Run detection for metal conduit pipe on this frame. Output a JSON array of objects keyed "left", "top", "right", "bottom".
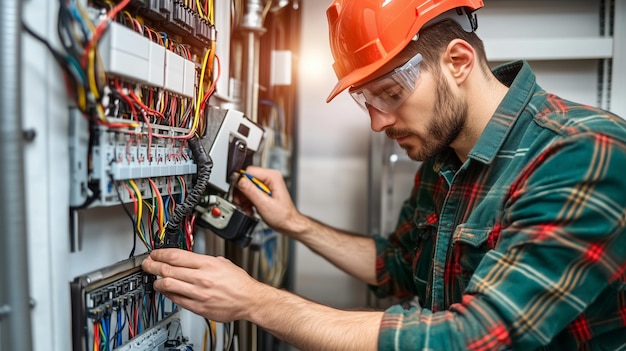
[
  {"left": 0, "top": 0, "right": 34, "bottom": 349},
  {"left": 234, "top": 2, "right": 268, "bottom": 349},
  {"left": 240, "top": 0, "right": 268, "bottom": 122}
]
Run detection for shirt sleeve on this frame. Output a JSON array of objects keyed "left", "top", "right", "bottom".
[{"left": 377, "top": 133, "right": 626, "bottom": 350}]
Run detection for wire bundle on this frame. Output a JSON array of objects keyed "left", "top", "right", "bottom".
[{"left": 89, "top": 290, "right": 173, "bottom": 351}]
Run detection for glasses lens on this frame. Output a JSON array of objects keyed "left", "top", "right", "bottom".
[{"left": 349, "top": 53, "right": 422, "bottom": 114}]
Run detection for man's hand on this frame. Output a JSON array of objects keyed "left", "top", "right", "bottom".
[
  {"left": 141, "top": 249, "right": 261, "bottom": 322},
  {"left": 235, "top": 166, "right": 306, "bottom": 236}
]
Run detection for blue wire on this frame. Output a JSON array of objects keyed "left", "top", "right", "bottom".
[
  {"left": 137, "top": 311, "right": 142, "bottom": 334},
  {"left": 160, "top": 294, "right": 165, "bottom": 320},
  {"left": 117, "top": 310, "right": 123, "bottom": 347},
  {"left": 68, "top": 0, "right": 91, "bottom": 42},
  {"left": 102, "top": 317, "right": 110, "bottom": 351},
  {"left": 164, "top": 196, "right": 171, "bottom": 222}
]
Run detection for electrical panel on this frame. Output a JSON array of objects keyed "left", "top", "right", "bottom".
[
  {"left": 70, "top": 254, "right": 188, "bottom": 351},
  {"left": 13, "top": 0, "right": 301, "bottom": 349}
]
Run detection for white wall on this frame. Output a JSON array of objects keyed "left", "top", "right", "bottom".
[{"left": 293, "top": 1, "right": 372, "bottom": 309}]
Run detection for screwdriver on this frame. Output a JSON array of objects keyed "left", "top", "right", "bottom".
[{"left": 239, "top": 170, "right": 272, "bottom": 196}]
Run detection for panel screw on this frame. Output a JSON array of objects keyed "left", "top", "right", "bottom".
[{"left": 23, "top": 129, "right": 36, "bottom": 141}]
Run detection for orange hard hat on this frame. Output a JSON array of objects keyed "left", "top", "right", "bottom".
[{"left": 326, "top": 0, "right": 484, "bottom": 102}]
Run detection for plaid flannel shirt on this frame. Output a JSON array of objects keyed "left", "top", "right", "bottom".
[{"left": 372, "top": 61, "right": 626, "bottom": 350}]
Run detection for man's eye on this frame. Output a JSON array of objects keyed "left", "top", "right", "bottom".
[{"left": 378, "top": 87, "right": 403, "bottom": 101}]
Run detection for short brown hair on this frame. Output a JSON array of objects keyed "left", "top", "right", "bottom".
[{"left": 401, "top": 18, "right": 489, "bottom": 74}]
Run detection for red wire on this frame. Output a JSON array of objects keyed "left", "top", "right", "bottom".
[
  {"left": 134, "top": 304, "right": 139, "bottom": 335},
  {"left": 127, "top": 303, "right": 135, "bottom": 338},
  {"left": 200, "top": 54, "right": 221, "bottom": 111},
  {"left": 93, "top": 321, "right": 100, "bottom": 351},
  {"left": 113, "top": 79, "right": 139, "bottom": 123}
]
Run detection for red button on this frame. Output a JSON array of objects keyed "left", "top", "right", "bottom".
[{"left": 211, "top": 207, "right": 221, "bottom": 217}]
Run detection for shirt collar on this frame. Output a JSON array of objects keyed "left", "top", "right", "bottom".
[{"left": 467, "top": 60, "right": 537, "bottom": 164}]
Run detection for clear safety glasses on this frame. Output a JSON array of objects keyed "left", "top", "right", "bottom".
[{"left": 349, "top": 53, "right": 423, "bottom": 114}]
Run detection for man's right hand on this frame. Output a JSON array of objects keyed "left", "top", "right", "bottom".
[{"left": 235, "top": 166, "right": 305, "bottom": 237}]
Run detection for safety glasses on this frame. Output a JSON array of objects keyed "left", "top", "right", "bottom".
[{"left": 349, "top": 53, "right": 423, "bottom": 114}]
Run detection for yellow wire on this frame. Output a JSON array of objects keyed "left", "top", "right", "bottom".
[
  {"left": 128, "top": 180, "right": 148, "bottom": 248},
  {"left": 196, "top": 0, "right": 206, "bottom": 20},
  {"left": 96, "top": 104, "right": 110, "bottom": 123},
  {"left": 211, "top": 320, "right": 217, "bottom": 344},
  {"left": 87, "top": 49, "right": 100, "bottom": 100},
  {"left": 77, "top": 84, "right": 86, "bottom": 111},
  {"left": 159, "top": 91, "right": 166, "bottom": 114},
  {"left": 144, "top": 198, "right": 157, "bottom": 243},
  {"left": 76, "top": 1, "right": 96, "bottom": 33},
  {"left": 148, "top": 179, "right": 165, "bottom": 235},
  {"left": 143, "top": 199, "right": 155, "bottom": 221},
  {"left": 190, "top": 46, "right": 212, "bottom": 138},
  {"left": 203, "top": 328, "right": 208, "bottom": 351},
  {"left": 95, "top": 50, "right": 106, "bottom": 97}
]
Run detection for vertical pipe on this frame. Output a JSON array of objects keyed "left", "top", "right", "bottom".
[
  {"left": 243, "top": 31, "right": 262, "bottom": 122},
  {"left": 237, "top": 1, "right": 267, "bottom": 349},
  {"left": 240, "top": 0, "right": 267, "bottom": 122},
  {"left": 0, "top": 0, "right": 34, "bottom": 349}
]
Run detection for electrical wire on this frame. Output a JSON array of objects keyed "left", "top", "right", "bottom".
[
  {"left": 224, "top": 321, "right": 235, "bottom": 351},
  {"left": 111, "top": 175, "right": 139, "bottom": 258},
  {"left": 147, "top": 178, "right": 166, "bottom": 245},
  {"left": 158, "top": 138, "right": 212, "bottom": 247}
]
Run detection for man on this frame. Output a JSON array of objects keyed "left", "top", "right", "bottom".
[{"left": 142, "top": 0, "right": 626, "bottom": 349}]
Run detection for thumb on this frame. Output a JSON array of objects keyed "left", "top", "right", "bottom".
[{"left": 236, "top": 175, "right": 268, "bottom": 205}]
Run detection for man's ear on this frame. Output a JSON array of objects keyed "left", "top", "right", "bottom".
[{"left": 441, "top": 39, "right": 475, "bottom": 86}]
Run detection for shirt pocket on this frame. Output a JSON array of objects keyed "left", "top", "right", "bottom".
[{"left": 450, "top": 224, "right": 493, "bottom": 293}]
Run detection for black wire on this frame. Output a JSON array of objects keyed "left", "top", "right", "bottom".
[
  {"left": 109, "top": 308, "right": 126, "bottom": 348},
  {"left": 57, "top": 0, "right": 83, "bottom": 58},
  {"left": 159, "top": 137, "right": 212, "bottom": 248},
  {"left": 111, "top": 174, "right": 138, "bottom": 258},
  {"left": 23, "top": 24, "right": 64, "bottom": 61},
  {"left": 23, "top": 22, "right": 79, "bottom": 88}
]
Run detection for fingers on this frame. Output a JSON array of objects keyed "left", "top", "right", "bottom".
[
  {"left": 240, "top": 166, "right": 285, "bottom": 192},
  {"left": 237, "top": 167, "right": 287, "bottom": 203},
  {"left": 146, "top": 248, "right": 204, "bottom": 269},
  {"left": 236, "top": 176, "right": 274, "bottom": 205},
  {"left": 142, "top": 255, "right": 202, "bottom": 285},
  {"left": 153, "top": 275, "right": 201, "bottom": 300}
]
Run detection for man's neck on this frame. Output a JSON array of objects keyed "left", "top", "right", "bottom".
[{"left": 452, "top": 73, "right": 510, "bottom": 163}]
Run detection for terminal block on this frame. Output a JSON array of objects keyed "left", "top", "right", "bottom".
[{"left": 71, "top": 254, "right": 179, "bottom": 351}]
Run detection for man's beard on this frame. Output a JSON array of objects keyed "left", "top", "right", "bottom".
[{"left": 387, "top": 74, "right": 467, "bottom": 161}]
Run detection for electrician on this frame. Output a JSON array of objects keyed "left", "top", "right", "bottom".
[{"left": 142, "top": 0, "right": 626, "bottom": 349}]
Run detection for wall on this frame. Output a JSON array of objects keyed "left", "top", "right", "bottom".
[{"left": 293, "top": 1, "right": 371, "bottom": 309}]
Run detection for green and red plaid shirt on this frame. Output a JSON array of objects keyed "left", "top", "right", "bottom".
[{"left": 372, "top": 61, "right": 626, "bottom": 350}]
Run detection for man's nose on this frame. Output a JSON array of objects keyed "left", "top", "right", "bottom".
[{"left": 368, "top": 105, "right": 396, "bottom": 132}]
